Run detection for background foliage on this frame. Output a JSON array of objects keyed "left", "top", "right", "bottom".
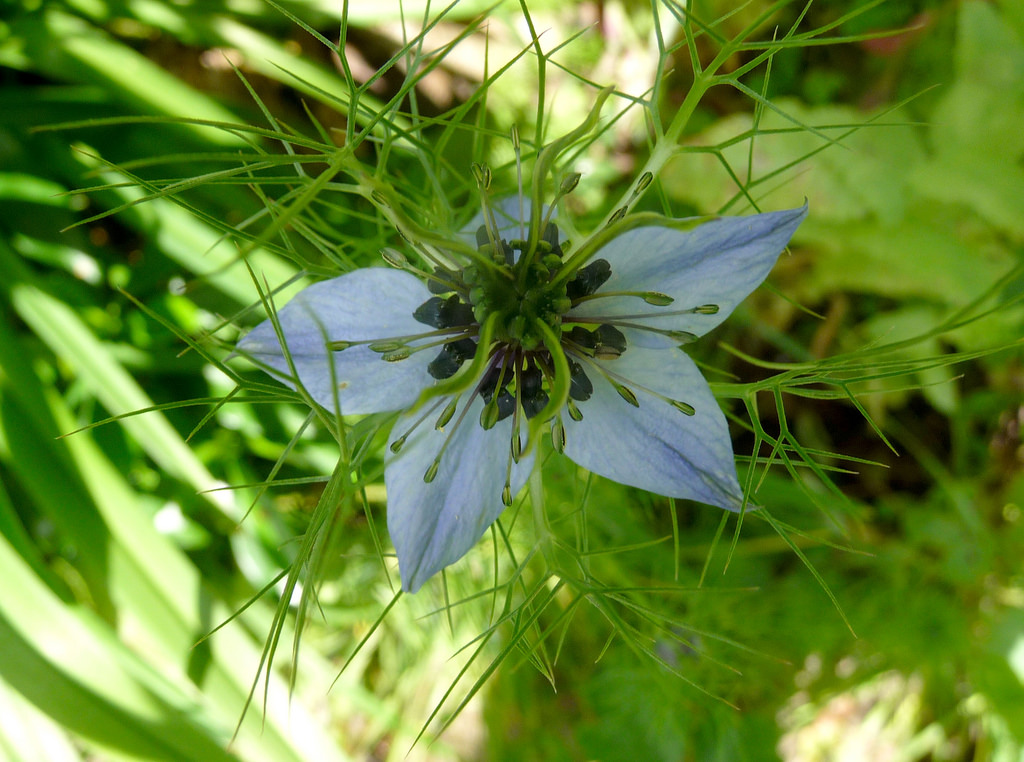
[{"left": 1, "top": 0, "right": 1022, "bottom": 760}]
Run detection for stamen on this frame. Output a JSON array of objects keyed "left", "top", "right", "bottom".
[
  {"left": 510, "top": 422, "right": 523, "bottom": 462},
  {"left": 368, "top": 340, "right": 406, "bottom": 353},
  {"left": 480, "top": 401, "right": 500, "bottom": 430},
  {"left": 584, "top": 303, "right": 722, "bottom": 322},
  {"left": 566, "top": 318, "right": 698, "bottom": 345},
  {"left": 376, "top": 333, "right": 476, "bottom": 364},
  {"left": 394, "top": 229, "right": 455, "bottom": 273},
  {"left": 510, "top": 352, "right": 524, "bottom": 463},
  {"left": 614, "top": 383, "right": 639, "bottom": 407},
  {"left": 435, "top": 396, "right": 459, "bottom": 429},
  {"left": 573, "top": 351, "right": 697, "bottom": 417},
  {"left": 632, "top": 171, "right": 653, "bottom": 198},
  {"left": 479, "top": 359, "right": 515, "bottom": 427},
  {"left": 420, "top": 383, "right": 485, "bottom": 482},
  {"left": 570, "top": 289, "right": 675, "bottom": 307},
  {"left": 502, "top": 427, "right": 516, "bottom": 506},
  {"left": 471, "top": 161, "right": 492, "bottom": 190},
  {"left": 390, "top": 398, "right": 447, "bottom": 453},
  {"left": 550, "top": 416, "right": 566, "bottom": 453},
  {"left": 380, "top": 247, "right": 408, "bottom": 268},
  {"left": 560, "top": 172, "right": 582, "bottom": 195},
  {"left": 471, "top": 162, "right": 505, "bottom": 262},
  {"left": 645, "top": 293, "right": 674, "bottom": 306},
  {"left": 538, "top": 172, "right": 581, "bottom": 234},
  {"left": 606, "top": 206, "right": 627, "bottom": 225},
  {"left": 517, "top": 170, "right": 580, "bottom": 286},
  {"left": 591, "top": 341, "right": 623, "bottom": 362},
  {"left": 327, "top": 325, "right": 469, "bottom": 354},
  {"left": 669, "top": 400, "right": 696, "bottom": 416}
]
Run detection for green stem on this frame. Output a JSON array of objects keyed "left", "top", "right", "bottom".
[
  {"left": 519, "top": 86, "right": 615, "bottom": 287},
  {"left": 529, "top": 466, "right": 556, "bottom": 570},
  {"left": 597, "top": 73, "right": 714, "bottom": 228}
]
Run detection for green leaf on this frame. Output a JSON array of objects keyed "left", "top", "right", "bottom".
[
  {"left": 10, "top": 9, "right": 245, "bottom": 146},
  {"left": 0, "top": 532, "right": 239, "bottom": 762}
]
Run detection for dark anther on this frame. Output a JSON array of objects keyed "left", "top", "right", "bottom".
[
  {"left": 568, "top": 360, "right": 593, "bottom": 401},
  {"left": 520, "top": 364, "right": 542, "bottom": 397},
  {"left": 542, "top": 222, "right": 563, "bottom": 257},
  {"left": 475, "top": 225, "right": 489, "bottom": 248},
  {"left": 497, "top": 238, "right": 514, "bottom": 266},
  {"left": 594, "top": 324, "right": 627, "bottom": 355},
  {"left": 566, "top": 258, "right": 612, "bottom": 301},
  {"left": 448, "top": 337, "right": 478, "bottom": 361},
  {"left": 427, "top": 338, "right": 477, "bottom": 380},
  {"left": 478, "top": 365, "right": 517, "bottom": 422},
  {"left": 441, "top": 295, "right": 475, "bottom": 326},
  {"left": 413, "top": 296, "right": 445, "bottom": 328},
  {"left": 495, "top": 390, "right": 516, "bottom": 421},
  {"left": 414, "top": 295, "right": 475, "bottom": 328},
  {"left": 479, "top": 363, "right": 509, "bottom": 402},
  {"left": 520, "top": 364, "right": 549, "bottom": 419},
  {"left": 428, "top": 266, "right": 459, "bottom": 294},
  {"left": 565, "top": 325, "right": 597, "bottom": 350},
  {"left": 510, "top": 365, "right": 545, "bottom": 419},
  {"left": 428, "top": 349, "right": 461, "bottom": 379}
]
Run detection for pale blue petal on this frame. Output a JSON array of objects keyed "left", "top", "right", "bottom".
[
  {"left": 236, "top": 268, "right": 438, "bottom": 414},
  {"left": 568, "top": 206, "right": 807, "bottom": 347},
  {"left": 385, "top": 394, "right": 535, "bottom": 592},
  {"left": 562, "top": 345, "right": 745, "bottom": 510}
]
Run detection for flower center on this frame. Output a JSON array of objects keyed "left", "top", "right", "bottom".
[
  {"left": 407, "top": 218, "right": 615, "bottom": 438},
  {"left": 466, "top": 222, "right": 572, "bottom": 352}
]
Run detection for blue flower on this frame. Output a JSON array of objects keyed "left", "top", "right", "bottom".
[{"left": 237, "top": 197, "right": 807, "bottom": 592}]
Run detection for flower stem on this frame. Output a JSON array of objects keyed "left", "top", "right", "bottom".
[
  {"left": 529, "top": 466, "right": 556, "bottom": 570},
  {"left": 597, "top": 71, "right": 715, "bottom": 228}
]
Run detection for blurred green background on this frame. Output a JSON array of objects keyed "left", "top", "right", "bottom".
[{"left": 1, "top": 0, "right": 1023, "bottom": 760}]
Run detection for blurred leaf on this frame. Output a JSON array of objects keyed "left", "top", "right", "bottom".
[
  {"left": 0, "top": 532, "right": 240, "bottom": 762},
  {"left": 974, "top": 610, "right": 1024, "bottom": 744},
  {"left": 663, "top": 100, "right": 926, "bottom": 223},
  {"left": 5, "top": 8, "right": 245, "bottom": 146},
  {"left": 910, "top": 1, "right": 1024, "bottom": 238},
  {"left": 0, "top": 673, "right": 81, "bottom": 762}
]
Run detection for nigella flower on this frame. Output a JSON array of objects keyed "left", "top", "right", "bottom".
[{"left": 237, "top": 183, "right": 806, "bottom": 593}]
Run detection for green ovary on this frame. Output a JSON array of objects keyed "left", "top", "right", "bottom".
[{"left": 469, "top": 258, "right": 570, "bottom": 352}]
